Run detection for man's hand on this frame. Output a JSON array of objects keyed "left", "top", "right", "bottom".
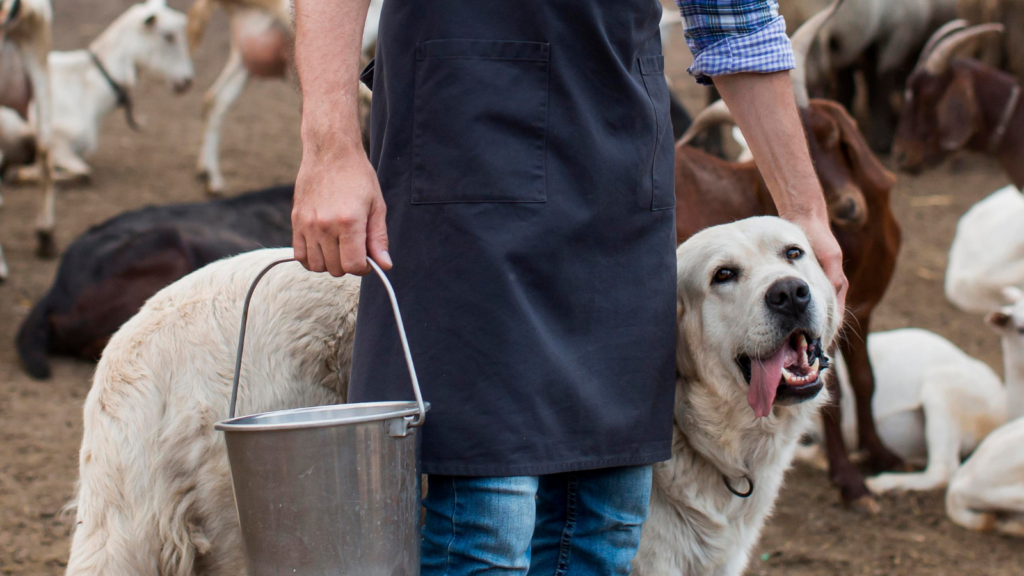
[
  {"left": 715, "top": 71, "right": 848, "bottom": 322},
  {"left": 292, "top": 149, "right": 391, "bottom": 277},
  {"left": 783, "top": 211, "right": 848, "bottom": 320},
  {"left": 292, "top": 0, "right": 385, "bottom": 276}
]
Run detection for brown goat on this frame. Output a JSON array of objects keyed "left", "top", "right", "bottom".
[
  {"left": 957, "top": 0, "right": 1024, "bottom": 83},
  {"left": 676, "top": 98, "right": 901, "bottom": 504},
  {"left": 894, "top": 22, "right": 1024, "bottom": 188}
]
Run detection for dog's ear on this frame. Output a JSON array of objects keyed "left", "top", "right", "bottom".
[{"left": 985, "top": 308, "right": 1014, "bottom": 333}]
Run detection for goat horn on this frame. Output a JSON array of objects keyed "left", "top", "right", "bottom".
[
  {"left": 790, "top": 0, "right": 845, "bottom": 109},
  {"left": 677, "top": 99, "right": 734, "bottom": 146},
  {"left": 923, "top": 23, "right": 1004, "bottom": 75},
  {"left": 915, "top": 19, "right": 969, "bottom": 70}
]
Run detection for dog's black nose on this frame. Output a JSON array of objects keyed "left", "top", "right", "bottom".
[{"left": 766, "top": 277, "right": 811, "bottom": 318}]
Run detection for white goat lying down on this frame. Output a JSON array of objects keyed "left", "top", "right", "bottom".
[
  {"left": 947, "top": 416, "right": 1024, "bottom": 537},
  {"left": 945, "top": 185, "right": 1024, "bottom": 314},
  {"left": 945, "top": 292, "right": 1024, "bottom": 537},
  {"left": 68, "top": 218, "right": 836, "bottom": 575},
  {"left": 8, "top": 0, "right": 194, "bottom": 183},
  {"left": 797, "top": 309, "right": 1024, "bottom": 496}
]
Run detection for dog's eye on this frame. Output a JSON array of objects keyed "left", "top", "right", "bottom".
[
  {"left": 712, "top": 267, "right": 737, "bottom": 284},
  {"left": 786, "top": 247, "right": 804, "bottom": 261}
]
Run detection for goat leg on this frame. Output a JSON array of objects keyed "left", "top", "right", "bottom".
[
  {"left": 198, "top": 46, "right": 249, "bottom": 195},
  {"left": 0, "top": 243, "right": 8, "bottom": 282},
  {"left": 821, "top": 366, "right": 874, "bottom": 506},
  {"left": 34, "top": 147, "right": 56, "bottom": 258},
  {"left": 840, "top": 318, "right": 905, "bottom": 474}
]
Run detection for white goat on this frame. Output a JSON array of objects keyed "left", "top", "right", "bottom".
[
  {"left": 9, "top": 0, "right": 194, "bottom": 183},
  {"left": 946, "top": 185, "right": 1024, "bottom": 314},
  {"left": 946, "top": 417, "right": 1024, "bottom": 536},
  {"left": 796, "top": 327, "right": 1011, "bottom": 494},
  {"left": 0, "top": 0, "right": 54, "bottom": 267},
  {"left": 66, "top": 248, "right": 360, "bottom": 576},
  {"left": 186, "top": 0, "right": 380, "bottom": 194},
  {"left": 945, "top": 290, "right": 1024, "bottom": 536}
]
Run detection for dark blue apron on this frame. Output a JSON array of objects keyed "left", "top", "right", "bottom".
[{"left": 351, "top": 0, "right": 677, "bottom": 476}]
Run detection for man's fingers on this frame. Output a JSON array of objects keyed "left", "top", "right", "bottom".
[
  {"left": 293, "top": 233, "right": 309, "bottom": 269},
  {"left": 366, "top": 198, "right": 391, "bottom": 270},
  {"left": 338, "top": 217, "right": 370, "bottom": 275},
  {"left": 304, "top": 237, "right": 327, "bottom": 273},
  {"left": 319, "top": 234, "right": 344, "bottom": 277}
]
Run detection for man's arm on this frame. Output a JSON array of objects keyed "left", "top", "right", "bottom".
[
  {"left": 716, "top": 72, "right": 848, "bottom": 311},
  {"left": 677, "top": 0, "right": 848, "bottom": 313},
  {"left": 292, "top": 0, "right": 389, "bottom": 277}
]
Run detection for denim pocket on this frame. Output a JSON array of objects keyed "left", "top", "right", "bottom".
[
  {"left": 412, "top": 40, "right": 549, "bottom": 204},
  {"left": 639, "top": 55, "right": 676, "bottom": 211}
]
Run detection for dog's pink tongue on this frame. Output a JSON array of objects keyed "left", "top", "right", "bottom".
[{"left": 748, "top": 347, "right": 787, "bottom": 418}]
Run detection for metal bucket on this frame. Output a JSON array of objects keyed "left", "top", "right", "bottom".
[{"left": 215, "top": 258, "right": 428, "bottom": 576}]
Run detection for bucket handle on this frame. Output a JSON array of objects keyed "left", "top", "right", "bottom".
[{"left": 227, "top": 257, "right": 427, "bottom": 428}]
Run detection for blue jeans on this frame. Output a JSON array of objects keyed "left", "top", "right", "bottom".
[{"left": 421, "top": 465, "right": 652, "bottom": 575}]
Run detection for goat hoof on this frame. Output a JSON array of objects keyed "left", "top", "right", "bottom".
[
  {"left": 833, "top": 466, "right": 872, "bottom": 503},
  {"left": 205, "top": 176, "right": 225, "bottom": 196},
  {"left": 866, "top": 447, "right": 905, "bottom": 474},
  {"left": 851, "top": 495, "right": 882, "bottom": 515},
  {"left": 35, "top": 231, "right": 57, "bottom": 259}
]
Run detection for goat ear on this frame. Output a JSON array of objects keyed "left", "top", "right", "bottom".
[
  {"left": 144, "top": 13, "right": 157, "bottom": 27},
  {"left": 1002, "top": 286, "right": 1024, "bottom": 304},
  {"left": 806, "top": 109, "right": 840, "bottom": 150},
  {"left": 816, "top": 100, "right": 897, "bottom": 192},
  {"left": 985, "top": 309, "right": 1014, "bottom": 332},
  {"left": 937, "top": 70, "right": 980, "bottom": 151}
]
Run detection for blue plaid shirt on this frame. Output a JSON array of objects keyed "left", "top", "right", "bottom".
[{"left": 676, "top": 0, "right": 794, "bottom": 85}]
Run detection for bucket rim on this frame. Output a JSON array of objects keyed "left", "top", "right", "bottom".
[{"left": 214, "top": 401, "right": 430, "bottom": 433}]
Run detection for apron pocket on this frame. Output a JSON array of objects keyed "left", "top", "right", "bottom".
[
  {"left": 413, "top": 40, "right": 549, "bottom": 204},
  {"left": 639, "top": 55, "right": 676, "bottom": 211}
]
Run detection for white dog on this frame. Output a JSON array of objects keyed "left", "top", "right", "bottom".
[
  {"left": 66, "top": 249, "right": 359, "bottom": 576},
  {"left": 633, "top": 217, "right": 841, "bottom": 576}
]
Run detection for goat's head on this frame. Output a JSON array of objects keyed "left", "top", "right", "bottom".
[
  {"left": 803, "top": 100, "right": 895, "bottom": 228},
  {"left": 893, "top": 21, "right": 1005, "bottom": 173},
  {"left": 118, "top": 0, "right": 195, "bottom": 93}
]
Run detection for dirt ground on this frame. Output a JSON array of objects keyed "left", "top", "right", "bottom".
[{"left": 0, "top": 1, "right": 1022, "bottom": 574}]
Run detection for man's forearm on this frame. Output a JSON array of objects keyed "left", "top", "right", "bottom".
[
  {"left": 714, "top": 71, "right": 825, "bottom": 220},
  {"left": 294, "top": 0, "right": 370, "bottom": 159}
]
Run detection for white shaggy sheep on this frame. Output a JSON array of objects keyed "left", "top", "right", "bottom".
[{"left": 65, "top": 248, "right": 360, "bottom": 576}]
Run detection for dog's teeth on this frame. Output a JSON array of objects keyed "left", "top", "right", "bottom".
[
  {"left": 810, "top": 358, "right": 820, "bottom": 372},
  {"left": 797, "top": 333, "right": 807, "bottom": 348}
]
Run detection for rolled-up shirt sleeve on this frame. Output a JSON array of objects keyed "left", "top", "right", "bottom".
[{"left": 676, "top": 0, "right": 795, "bottom": 85}]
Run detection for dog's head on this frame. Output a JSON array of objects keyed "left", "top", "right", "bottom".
[{"left": 676, "top": 217, "right": 841, "bottom": 419}]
